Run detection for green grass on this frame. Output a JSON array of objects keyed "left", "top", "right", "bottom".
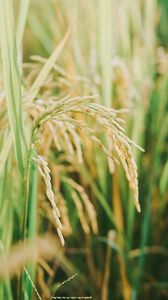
[{"left": 0, "top": 0, "right": 27, "bottom": 174}]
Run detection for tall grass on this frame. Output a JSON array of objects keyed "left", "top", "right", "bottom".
[
  {"left": 0, "top": 0, "right": 27, "bottom": 174},
  {"left": 0, "top": 0, "right": 167, "bottom": 300}
]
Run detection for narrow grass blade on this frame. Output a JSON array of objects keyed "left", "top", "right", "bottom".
[
  {"left": 21, "top": 157, "right": 38, "bottom": 300},
  {"left": 0, "top": 0, "right": 26, "bottom": 174},
  {"left": 98, "top": 0, "right": 112, "bottom": 107},
  {"left": 0, "top": 131, "right": 12, "bottom": 176},
  {"left": 160, "top": 161, "right": 168, "bottom": 196},
  {"left": 28, "top": 27, "right": 71, "bottom": 102},
  {"left": 17, "top": 0, "right": 30, "bottom": 50}
]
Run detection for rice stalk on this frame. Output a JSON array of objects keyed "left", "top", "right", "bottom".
[
  {"left": 98, "top": 0, "right": 113, "bottom": 107},
  {"left": 0, "top": 0, "right": 27, "bottom": 174},
  {"left": 27, "top": 27, "right": 71, "bottom": 103},
  {"left": 16, "top": 0, "right": 30, "bottom": 51},
  {"left": 1, "top": 1, "right": 165, "bottom": 299}
]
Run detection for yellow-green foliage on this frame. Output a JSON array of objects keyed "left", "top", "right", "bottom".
[{"left": 0, "top": 1, "right": 167, "bottom": 300}]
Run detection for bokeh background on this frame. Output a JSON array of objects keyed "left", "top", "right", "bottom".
[{"left": 0, "top": 0, "right": 168, "bottom": 299}]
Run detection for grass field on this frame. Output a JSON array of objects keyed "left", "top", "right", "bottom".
[{"left": 0, "top": 0, "right": 168, "bottom": 299}]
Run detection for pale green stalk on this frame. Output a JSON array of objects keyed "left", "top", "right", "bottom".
[
  {"left": 0, "top": 0, "right": 27, "bottom": 174},
  {"left": 144, "top": 0, "right": 156, "bottom": 65},
  {"left": 0, "top": 0, "right": 29, "bottom": 177},
  {"left": 28, "top": 27, "right": 70, "bottom": 102},
  {"left": 22, "top": 158, "right": 38, "bottom": 300},
  {"left": 0, "top": 131, "right": 12, "bottom": 176},
  {"left": 0, "top": 160, "right": 13, "bottom": 300},
  {"left": 98, "top": 0, "right": 112, "bottom": 107},
  {"left": 17, "top": 0, "right": 30, "bottom": 50}
]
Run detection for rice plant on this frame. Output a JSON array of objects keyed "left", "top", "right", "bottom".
[{"left": 0, "top": 0, "right": 167, "bottom": 300}]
